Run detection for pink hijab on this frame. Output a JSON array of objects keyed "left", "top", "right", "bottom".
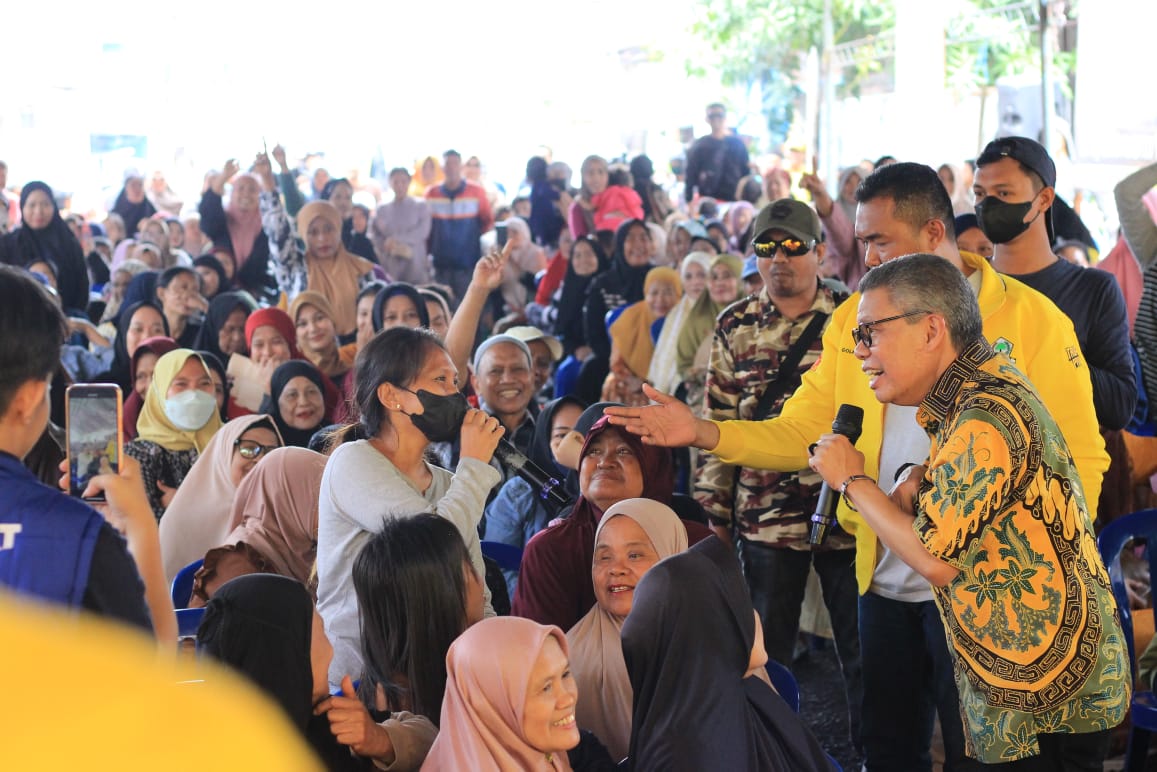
[
  {"left": 218, "top": 446, "right": 328, "bottom": 584},
  {"left": 226, "top": 173, "right": 264, "bottom": 267},
  {"left": 423, "top": 617, "right": 574, "bottom": 771}
]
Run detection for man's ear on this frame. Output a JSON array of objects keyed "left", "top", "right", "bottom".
[
  {"left": 1037, "top": 186, "right": 1056, "bottom": 213},
  {"left": 8, "top": 379, "right": 48, "bottom": 425},
  {"left": 922, "top": 218, "right": 948, "bottom": 252}
]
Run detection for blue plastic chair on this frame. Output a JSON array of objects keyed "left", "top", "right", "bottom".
[
  {"left": 176, "top": 607, "right": 205, "bottom": 638},
  {"left": 604, "top": 305, "right": 627, "bottom": 331},
  {"left": 553, "top": 354, "right": 582, "bottom": 400},
  {"left": 481, "top": 541, "right": 523, "bottom": 573},
  {"left": 766, "top": 659, "right": 800, "bottom": 713},
  {"left": 1098, "top": 509, "right": 1157, "bottom": 772},
  {"left": 170, "top": 559, "right": 203, "bottom": 609}
]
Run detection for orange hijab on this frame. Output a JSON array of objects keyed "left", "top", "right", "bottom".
[{"left": 295, "top": 201, "right": 374, "bottom": 336}]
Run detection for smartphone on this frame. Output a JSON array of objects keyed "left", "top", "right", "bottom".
[
  {"left": 496, "top": 223, "right": 508, "bottom": 249},
  {"left": 66, "top": 384, "right": 123, "bottom": 501}
]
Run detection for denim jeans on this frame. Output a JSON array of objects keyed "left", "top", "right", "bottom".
[
  {"left": 859, "top": 590, "right": 968, "bottom": 772},
  {"left": 739, "top": 542, "right": 862, "bottom": 747}
]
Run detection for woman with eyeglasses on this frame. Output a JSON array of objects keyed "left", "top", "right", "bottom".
[
  {"left": 159, "top": 414, "right": 283, "bottom": 583},
  {"left": 190, "top": 447, "right": 328, "bottom": 605}
]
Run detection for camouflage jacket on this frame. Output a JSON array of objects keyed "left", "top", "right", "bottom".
[{"left": 695, "top": 282, "right": 854, "bottom": 550}]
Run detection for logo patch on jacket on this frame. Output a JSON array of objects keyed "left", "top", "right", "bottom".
[{"left": 992, "top": 337, "right": 1015, "bottom": 363}]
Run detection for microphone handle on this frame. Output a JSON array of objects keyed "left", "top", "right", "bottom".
[{"left": 492, "top": 440, "right": 571, "bottom": 511}]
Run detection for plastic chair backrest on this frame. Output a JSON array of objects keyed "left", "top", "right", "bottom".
[
  {"left": 765, "top": 659, "right": 800, "bottom": 713},
  {"left": 176, "top": 607, "right": 205, "bottom": 638},
  {"left": 171, "top": 559, "right": 203, "bottom": 609},
  {"left": 481, "top": 540, "right": 523, "bottom": 573},
  {"left": 1097, "top": 508, "right": 1157, "bottom": 672},
  {"left": 604, "top": 304, "right": 627, "bottom": 331}
]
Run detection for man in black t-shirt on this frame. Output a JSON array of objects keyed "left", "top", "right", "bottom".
[
  {"left": 975, "top": 136, "right": 1136, "bottom": 429},
  {"left": 684, "top": 103, "right": 750, "bottom": 203}
]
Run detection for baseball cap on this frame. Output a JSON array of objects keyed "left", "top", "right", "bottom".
[
  {"left": 675, "top": 219, "right": 708, "bottom": 240},
  {"left": 473, "top": 334, "right": 533, "bottom": 372},
  {"left": 976, "top": 136, "right": 1056, "bottom": 189},
  {"left": 741, "top": 254, "right": 760, "bottom": 280},
  {"left": 751, "top": 198, "right": 823, "bottom": 244},
  {"left": 504, "top": 325, "right": 563, "bottom": 362}
]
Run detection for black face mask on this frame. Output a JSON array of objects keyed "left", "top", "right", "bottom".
[
  {"left": 975, "top": 193, "right": 1041, "bottom": 245},
  {"left": 404, "top": 389, "right": 469, "bottom": 443}
]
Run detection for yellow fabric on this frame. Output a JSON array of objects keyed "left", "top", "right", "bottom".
[
  {"left": 710, "top": 250, "right": 1109, "bottom": 593},
  {"left": 290, "top": 290, "right": 348, "bottom": 378},
  {"left": 296, "top": 201, "right": 375, "bottom": 337},
  {"left": 136, "top": 349, "right": 224, "bottom": 453},
  {"left": 0, "top": 592, "right": 321, "bottom": 770},
  {"left": 609, "top": 267, "right": 683, "bottom": 379}
]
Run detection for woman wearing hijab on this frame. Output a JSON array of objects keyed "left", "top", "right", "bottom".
[
  {"left": 622, "top": 537, "right": 833, "bottom": 771},
  {"left": 499, "top": 217, "right": 547, "bottom": 315},
  {"left": 568, "top": 155, "right": 609, "bottom": 241},
  {"left": 647, "top": 252, "right": 712, "bottom": 393},
  {"left": 264, "top": 194, "right": 377, "bottom": 338},
  {"left": 578, "top": 220, "right": 654, "bottom": 404},
  {"left": 192, "top": 254, "right": 229, "bottom": 299},
  {"left": 191, "top": 446, "right": 327, "bottom": 604},
  {"left": 159, "top": 413, "right": 282, "bottom": 582},
  {"left": 194, "top": 289, "right": 259, "bottom": 363},
  {"left": 199, "top": 161, "right": 271, "bottom": 301},
  {"left": 603, "top": 267, "right": 681, "bottom": 406},
  {"left": 196, "top": 574, "right": 371, "bottom": 771},
  {"left": 485, "top": 396, "right": 586, "bottom": 596},
  {"left": 512, "top": 415, "right": 711, "bottom": 632},
  {"left": 320, "top": 178, "right": 377, "bottom": 262},
  {"left": 123, "top": 335, "right": 179, "bottom": 440},
  {"left": 261, "top": 360, "right": 328, "bottom": 448},
  {"left": 552, "top": 236, "right": 610, "bottom": 360},
  {"left": 110, "top": 172, "right": 157, "bottom": 239},
  {"left": 290, "top": 290, "right": 355, "bottom": 381},
  {"left": 527, "top": 156, "right": 565, "bottom": 248},
  {"left": 727, "top": 201, "right": 756, "bottom": 252},
  {"left": 371, "top": 282, "right": 430, "bottom": 332},
  {"left": 155, "top": 265, "right": 204, "bottom": 347},
  {"left": 423, "top": 616, "right": 583, "bottom": 771},
  {"left": 96, "top": 299, "right": 169, "bottom": 395},
  {"left": 674, "top": 253, "right": 744, "bottom": 409},
  {"left": 567, "top": 499, "right": 688, "bottom": 762},
  {"left": 125, "top": 349, "right": 225, "bottom": 519},
  {"left": 0, "top": 181, "right": 90, "bottom": 312}
]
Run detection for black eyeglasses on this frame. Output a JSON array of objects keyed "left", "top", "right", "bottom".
[
  {"left": 235, "top": 438, "right": 278, "bottom": 460},
  {"left": 752, "top": 237, "right": 814, "bottom": 259},
  {"left": 851, "top": 310, "right": 931, "bottom": 348}
]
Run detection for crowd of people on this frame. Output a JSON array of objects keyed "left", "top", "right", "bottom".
[{"left": 2, "top": 100, "right": 1157, "bottom": 770}]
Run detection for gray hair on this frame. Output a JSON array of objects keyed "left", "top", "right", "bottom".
[{"left": 857, "top": 253, "right": 982, "bottom": 352}]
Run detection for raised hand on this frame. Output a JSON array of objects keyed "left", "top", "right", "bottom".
[
  {"left": 471, "top": 242, "right": 511, "bottom": 293},
  {"left": 315, "top": 675, "right": 395, "bottom": 761},
  {"left": 798, "top": 171, "right": 833, "bottom": 217},
  {"left": 252, "top": 153, "right": 275, "bottom": 190},
  {"left": 272, "top": 144, "right": 289, "bottom": 173}
]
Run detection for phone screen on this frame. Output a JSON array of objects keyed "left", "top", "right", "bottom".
[
  {"left": 67, "top": 384, "right": 122, "bottom": 501},
  {"left": 496, "top": 224, "right": 508, "bottom": 249}
]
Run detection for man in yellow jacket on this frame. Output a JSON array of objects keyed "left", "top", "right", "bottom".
[{"left": 606, "top": 162, "right": 1106, "bottom": 772}]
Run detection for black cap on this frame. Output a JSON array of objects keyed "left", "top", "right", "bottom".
[{"left": 976, "top": 136, "right": 1056, "bottom": 189}]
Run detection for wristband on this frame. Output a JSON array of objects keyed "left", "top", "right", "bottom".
[
  {"left": 893, "top": 462, "right": 917, "bottom": 483},
  {"left": 839, "top": 474, "right": 875, "bottom": 511}
]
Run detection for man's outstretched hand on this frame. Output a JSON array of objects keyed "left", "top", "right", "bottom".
[{"left": 603, "top": 383, "right": 720, "bottom": 449}]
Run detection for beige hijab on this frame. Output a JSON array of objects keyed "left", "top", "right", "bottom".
[
  {"left": 159, "top": 414, "right": 282, "bottom": 582},
  {"left": 296, "top": 201, "right": 374, "bottom": 336},
  {"left": 565, "top": 498, "right": 689, "bottom": 762}
]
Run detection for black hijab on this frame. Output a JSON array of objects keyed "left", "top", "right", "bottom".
[
  {"left": 555, "top": 235, "right": 611, "bottom": 351},
  {"left": 111, "top": 180, "right": 157, "bottom": 237},
  {"left": 606, "top": 218, "right": 654, "bottom": 303},
  {"left": 194, "top": 290, "right": 258, "bottom": 362},
  {"left": 197, "top": 574, "right": 366, "bottom": 771},
  {"left": 197, "top": 350, "right": 230, "bottom": 421},
  {"left": 193, "top": 254, "right": 230, "bottom": 299},
  {"left": 1, "top": 181, "right": 90, "bottom": 312},
  {"left": 622, "top": 537, "right": 833, "bottom": 771},
  {"left": 371, "top": 282, "right": 430, "bottom": 332},
  {"left": 101, "top": 300, "right": 169, "bottom": 393},
  {"left": 261, "top": 360, "right": 328, "bottom": 447},
  {"left": 527, "top": 395, "right": 586, "bottom": 479},
  {"left": 119, "top": 271, "right": 160, "bottom": 322}
]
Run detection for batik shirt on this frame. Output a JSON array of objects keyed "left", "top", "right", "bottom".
[
  {"left": 696, "top": 282, "right": 853, "bottom": 550},
  {"left": 914, "top": 338, "right": 1129, "bottom": 763}
]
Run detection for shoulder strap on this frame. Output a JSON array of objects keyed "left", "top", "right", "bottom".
[{"left": 751, "top": 310, "right": 829, "bottom": 421}]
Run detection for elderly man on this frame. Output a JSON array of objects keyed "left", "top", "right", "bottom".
[{"left": 809, "top": 253, "right": 1128, "bottom": 768}]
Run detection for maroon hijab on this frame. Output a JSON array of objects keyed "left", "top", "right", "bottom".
[{"left": 123, "top": 336, "right": 179, "bottom": 440}]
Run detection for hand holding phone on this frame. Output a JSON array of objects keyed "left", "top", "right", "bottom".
[{"left": 66, "top": 384, "right": 123, "bottom": 502}]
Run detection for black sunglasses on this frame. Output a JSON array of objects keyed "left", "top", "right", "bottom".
[
  {"left": 850, "top": 310, "right": 931, "bottom": 348},
  {"left": 235, "top": 438, "right": 278, "bottom": 460},
  {"left": 752, "top": 237, "right": 814, "bottom": 259}
]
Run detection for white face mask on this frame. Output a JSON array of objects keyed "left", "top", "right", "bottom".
[{"left": 164, "top": 389, "right": 217, "bottom": 431}]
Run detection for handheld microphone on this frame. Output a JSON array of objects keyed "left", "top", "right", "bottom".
[
  {"left": 492, "top": 440, "right": 571, "bottom": 512},
  {"left": 809, "top": 404, "right": 865, "bottom": 546}
]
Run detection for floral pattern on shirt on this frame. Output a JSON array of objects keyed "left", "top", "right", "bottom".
[{"left": 914, "top": 338, "right": 1129, "bottom": 763}]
